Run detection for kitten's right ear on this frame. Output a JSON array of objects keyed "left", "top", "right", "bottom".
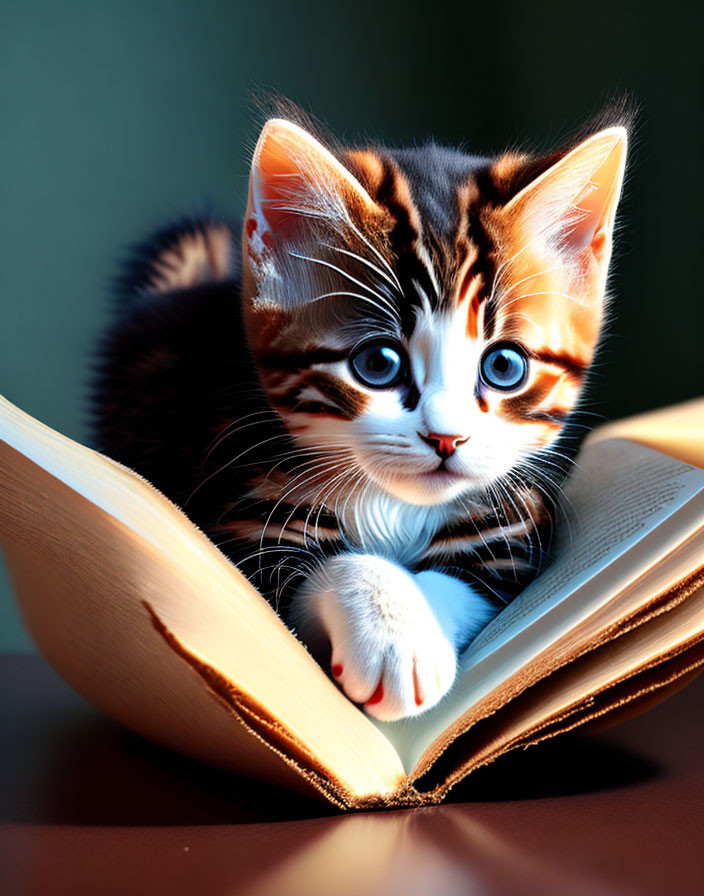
[{"left": 245, "top": 118, "right": 379, "bottom": 250}]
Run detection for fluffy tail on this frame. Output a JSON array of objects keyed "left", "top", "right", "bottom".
[{"left": 114, "top": 217, "right": 237, "bottom": 308}]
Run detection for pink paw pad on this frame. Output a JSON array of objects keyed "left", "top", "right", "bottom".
[
  {"left": 366, "top": 681, "right": 384, "bottom": 706},
  {"left": 413, "top": 668, "right": 423, "bottom": 707}
]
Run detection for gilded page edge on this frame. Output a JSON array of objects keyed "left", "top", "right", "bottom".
[
  {"left": 434, "top": 638, "right": 704, "bottom": 802},
  {"left": 407, "top": 564, "right": 704, "bottom": 793},
  {"left": 145, "top": 601, "right": 427, "bottom": 810}
]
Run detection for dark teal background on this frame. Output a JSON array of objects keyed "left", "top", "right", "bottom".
[{"left": 1, "top": 0, "right": 702, "bottom": 649}]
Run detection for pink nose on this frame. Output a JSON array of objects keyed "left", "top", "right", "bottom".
[{"left": 419, "top": 432, "right": 468, "bottom": 459}]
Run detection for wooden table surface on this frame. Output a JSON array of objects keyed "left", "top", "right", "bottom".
[{"left": 1, "top": 653, "right": 703, "bottom": 896}]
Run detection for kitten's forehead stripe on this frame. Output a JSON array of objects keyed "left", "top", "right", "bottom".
[
  {"left": 456, "top": 260, "right": 481, "bottom": 306},
  {"left": 367, "top": 156, "right": 446, "bottom": 328},
  {"left": 355, "top": 147, "right": 510, "bottom": 334},
  {"left": 466, "top": 289, "right": 482, "bottom": 340}
]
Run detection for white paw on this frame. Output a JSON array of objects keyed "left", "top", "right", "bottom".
[{"left": 291, "top": 554, "right": 458, "bottom": 722}]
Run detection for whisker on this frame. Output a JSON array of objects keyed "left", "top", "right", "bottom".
[
  {"left": 185, "top": 433, "right": 295, "bottom": 505},
  {"left": 276, "top": 460, "right": 349, "bottom": 550},
  {"left": 345, "top": 220, "right": 404, "bottom": 292},
  {"left": 203, "top": 411, "right": 281, "bottom": 463},
  {"left": 307, "top": 290, "right": 398, "bottom": 322},
  {"left": 322, "top": 243, "right": 402, "bottom": 297},
  {"left": 289, "top": 250, "right": 392, "bottom": 307},
  {"left": 258, "top": 457, "right": 350, "bottom": 563}
]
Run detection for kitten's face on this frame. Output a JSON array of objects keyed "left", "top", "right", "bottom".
[{"left": 241, "top": 118, "right": 626, "bottom": 507}]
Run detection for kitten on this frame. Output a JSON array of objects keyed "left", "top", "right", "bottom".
[{"left": 93, "top": 108, "right": 627, "bottom": 722}]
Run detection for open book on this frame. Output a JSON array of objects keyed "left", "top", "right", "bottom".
[{"left": 0, "top": 395, "right": 703, "bottom": 810}]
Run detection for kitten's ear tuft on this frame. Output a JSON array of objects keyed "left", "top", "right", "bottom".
[
  {"left": 505, "top": 127, "right": 628, "bottom": 265},
  {"left": 245, "top": 118, "right": 378, "bottom": 247}
]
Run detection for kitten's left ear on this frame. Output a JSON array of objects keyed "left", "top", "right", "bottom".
[
  {"left": 245, "top": 118, "right": 380, "bottom": 248},
  {"left": 504, "top": 127, "right": 627, "bottom": 278}
]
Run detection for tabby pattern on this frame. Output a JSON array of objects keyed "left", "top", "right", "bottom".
[{"left": 94, "top": 108, "right": 627, "bottom": 720}]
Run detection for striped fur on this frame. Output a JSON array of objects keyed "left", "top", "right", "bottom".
[{"left": 93, "top": 108, "right": 627, "bottom": 720}]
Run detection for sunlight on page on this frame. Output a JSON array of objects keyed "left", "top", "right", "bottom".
[{"left": 373, "top": 439, "right": 704, "bottom": 771}]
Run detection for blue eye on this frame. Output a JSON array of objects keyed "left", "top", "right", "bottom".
[
  {"left": 349, "top": 339, "right": 406, "bottom": 388},
  {"left": 480, "top": 342, "right": 528, "bottom": 391}
]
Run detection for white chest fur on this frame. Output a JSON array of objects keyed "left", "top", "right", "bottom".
[{"left": 338, "top": 491, "right": 452, "bottom": 565}]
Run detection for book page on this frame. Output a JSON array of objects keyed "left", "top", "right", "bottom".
[
  {"left": 587, "top": 397, "right": 704, "bottom": 468},
  {"left": 465, "top": 439, "right": 704, "bottom": 664}
]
